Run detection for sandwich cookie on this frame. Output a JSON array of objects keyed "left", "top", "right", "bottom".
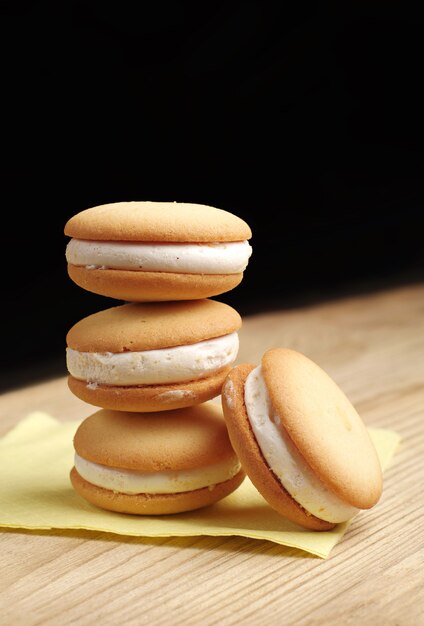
[
  {"left": 70, "top": 404, "right": 245, "bottom": 515},
  {"left": 222, "top": 348, "right": 383, "bottom": 530},
  {"left": 66, "top": 299, "right": 241, "bottom": 412},
  {"left": 65, "top": 201, "right": 252, "bottom": 301}
]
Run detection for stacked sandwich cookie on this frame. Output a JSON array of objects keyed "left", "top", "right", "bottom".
[
  {"left": 65, "top": 201, "right": 252, "bottom": 301},
  {"left": 66, "top": 300, "right": 242, "bottom": 412},
  {"left": 71, "top": 407, "right": 244, "bottom": 515},
  {"left": 65, "top": 201, "right": 252, "bottom": 514}
]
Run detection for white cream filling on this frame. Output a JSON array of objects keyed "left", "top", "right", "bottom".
[
  {"left": 74, "top": 453, "right": 241, "bottom": 494},
  {"left": 244, "top": 366, "right": 359, "bottom": 523},
  {"left": 67, "top": 332, "right": 239, "bottom": 386},
  {"left": 66, "top": 239, "right": 252, "bottom": 274}
]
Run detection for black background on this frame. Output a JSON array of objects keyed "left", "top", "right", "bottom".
[{"left": 1, "top": 2, "right": 424, "bottom": 391}]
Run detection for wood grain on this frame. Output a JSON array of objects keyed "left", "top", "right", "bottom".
[{"left": 1, "top": 283, "right": 424, "bottom": 625}]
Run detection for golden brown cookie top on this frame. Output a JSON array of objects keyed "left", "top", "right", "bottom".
[
  {"left": 261, "top": 348, "right": 383, "bottom": 509},
  {"left": 64, "top": 201, "right": 252, "bottom": 242},
  {"left": 66, "top": 299, "right": 242, "bottom": 352},
  {"left": 73, "top": 404, "right": 237, "bottom": 471}
]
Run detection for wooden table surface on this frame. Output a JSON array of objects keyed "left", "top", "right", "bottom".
[{"left": 1, "top": 283, "right": 423, "bottom": 625}]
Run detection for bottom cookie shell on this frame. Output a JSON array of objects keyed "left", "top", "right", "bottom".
[
  {"left": 68, "top": 367, "right": 232, "bottom": 412},
  {"left": 70, "top": 467, "right": 246, "bottom": 515},
  {"left": 67, "top": 265, "right": 243, "bottom": 301}
]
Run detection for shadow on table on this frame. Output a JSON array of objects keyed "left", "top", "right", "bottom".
[{"left": 0, "top": 526, "right": 316, "bottom": 560}]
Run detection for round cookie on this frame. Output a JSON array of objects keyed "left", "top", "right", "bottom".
[
  {"left": 65, "top": 201, "right": 252, "bottom": 301},
  {"left": 221, "top": 349, "right": 383, "bottom": 530},
  {"left": 71, "top": 404, "right": 245, "bottom": 515},
  {"left": 66, "top": 299, "right": 241, "bottom": 412}
]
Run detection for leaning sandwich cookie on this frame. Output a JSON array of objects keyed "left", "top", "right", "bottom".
[
  {"left": 66, "top": 299, "right": 241, "bottom": 412},
  {"left": 70, "top": 404, "right": 245, "bottom": 515},
  {"left": 65, "top": 201, "right": 252, "bottom": 301},
  {"left": 222, "top": 348, "right": 383, "bottom": 530}
]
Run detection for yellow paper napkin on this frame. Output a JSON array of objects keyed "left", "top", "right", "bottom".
[{"left": 0, "top": 412, "right": 400, "bottom": 558}]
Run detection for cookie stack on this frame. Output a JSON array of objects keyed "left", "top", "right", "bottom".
[
  {"left": 64, "top": 201, "right": 253, "bottom": 514},
  {"left": 65, "top": 200, "right": 383, "bottom": 529}
]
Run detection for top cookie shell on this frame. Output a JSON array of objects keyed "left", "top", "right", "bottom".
[
  {"left": 261, "top": 348, "right": 383, "bottom": 509},
  {"left": 64, "top": 201, "right": 252, "bottom": 242},
  {"left": 74, "top": 404, "right": 236, "bottom": 471},
  {"left": 66, "top": 299, "right": 242, "bottom": 352}
]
